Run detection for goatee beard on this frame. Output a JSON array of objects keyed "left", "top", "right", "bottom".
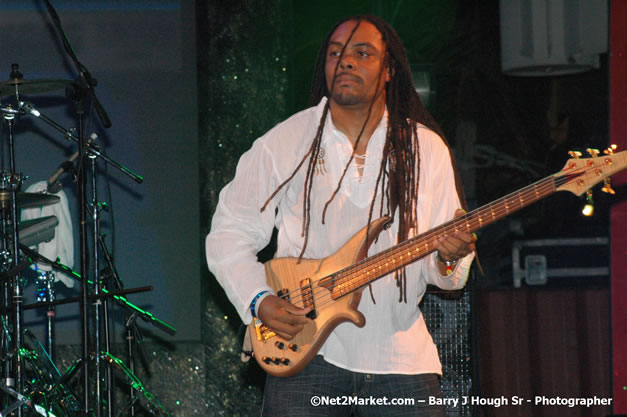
[{"left": 331, "top": 91, "right": 364, "bottom": 106}]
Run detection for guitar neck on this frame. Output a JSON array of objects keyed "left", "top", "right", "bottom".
[
  {"left": 329, "top": 174, "right": 560, "bottom": 295},
  {"left": 327, "top": 149, "right": 627, "bottom": 296}
]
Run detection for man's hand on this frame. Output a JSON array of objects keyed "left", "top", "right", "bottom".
[
  {"left": 434, "top": 209, "right": 477, "bottom": 274},
  {"left": 257, "top": 295, "right": 312, "bottom": 340}
]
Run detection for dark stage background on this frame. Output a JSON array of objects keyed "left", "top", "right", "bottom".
[{"left": 0, "top": 0, "right": 617, "bottom": 416}]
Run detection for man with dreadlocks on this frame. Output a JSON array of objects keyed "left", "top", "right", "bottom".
[{"left": 206, "top": 15, "right": 476, "bottom": 416}]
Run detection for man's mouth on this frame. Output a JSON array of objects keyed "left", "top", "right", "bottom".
[{"left": 334, "top": 73, "right": 361, "bottom": 84}]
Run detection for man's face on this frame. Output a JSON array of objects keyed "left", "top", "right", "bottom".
[{"left": 325, "top": 20, "right": 389, "bottom": 107}]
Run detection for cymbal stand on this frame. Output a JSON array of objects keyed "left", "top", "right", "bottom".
[
  {"left": 1, "top": 92, "right": 25, "bottom": 417},
  {"left": 41, "top": 0, "right": 112, "bottom": 410},
  {"left": 68, "top": 81, "right": 92, "bottom": 417},
  {"left": 18, "top": 102, "right": 143, "bottom": 416},
  {"left": 98, "top": 234, "right": 145, "bottom": 417},
  {"left": 18, "top": 102, "right": 143, "bottom": 185},
  {"left": 89, "top": 149, "right": 112, "bottom": 417},
  {"left": 17, "top": 244, "right": 176, "bottom": 417}
]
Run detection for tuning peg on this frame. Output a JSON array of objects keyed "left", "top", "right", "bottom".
[
  {"left": 603, "top": 144, "right": 618, "bottom": 155},
  {"left": 601, "top": 177, "right": 616, "bottom": 195},
  {"left": 568, "top": 151, "right": 582, "bottom": 159},
  {"left": 586, "top": 148, "right": 600, "bottom": 157}
]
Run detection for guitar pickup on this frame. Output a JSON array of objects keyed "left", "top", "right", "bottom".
[
  {"left": 277, "top": 287, "right": 290, "bottom": 302},
  {"left": 300, "top": 278, "right": 317, "bottom": 319}
]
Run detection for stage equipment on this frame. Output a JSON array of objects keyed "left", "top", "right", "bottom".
[
  {"left": 500, "top": 0, "right": 607, "bottom": 76},
  {"left": 0, "top": 5, "right": 172, "bottom": 413}
]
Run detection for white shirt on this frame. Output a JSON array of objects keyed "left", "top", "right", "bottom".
[{"left": 205, "top": 97, "right": 474, "bottom": 375}]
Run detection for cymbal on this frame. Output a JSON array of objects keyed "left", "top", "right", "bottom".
[
  {"left": 0, "top": 77, "right": 71, "bottom": 96},
  {"left": 0, "top": 191, "right": 60, "bottom": 210}
]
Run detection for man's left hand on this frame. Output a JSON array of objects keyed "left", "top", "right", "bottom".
[{"left": 434, "top": 209, "right": 477, "bottom": 273}]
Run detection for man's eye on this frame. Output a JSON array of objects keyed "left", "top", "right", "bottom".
[
  {"left": 329, "top": 50, "right": 341, "bottom": 57},
  {"left": 359, "top": 51, "right": 370, "bottom": 57}
]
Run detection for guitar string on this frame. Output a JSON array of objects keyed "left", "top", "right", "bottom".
[
  {"left": 278, "top": 174, "right": 569, "bottom": 311},
  {"left": 272, "top": 163, "right": 598, "bottom": 313}
]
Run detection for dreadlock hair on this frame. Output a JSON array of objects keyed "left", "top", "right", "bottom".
[{"left": 261, "top": 14, "right": 468, "bottom": 302}]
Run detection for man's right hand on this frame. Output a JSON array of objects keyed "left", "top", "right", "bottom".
[{"left": 257, "top": 295, "right": 312, "bottom": 340}]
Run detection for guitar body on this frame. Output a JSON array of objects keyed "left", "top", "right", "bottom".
[{"left": 248, "top": 217, "right": 391, "bottom": 377}]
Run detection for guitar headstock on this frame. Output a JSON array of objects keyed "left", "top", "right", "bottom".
[{"left": 555, "top": 146, "right": 626, "bottom": 196}]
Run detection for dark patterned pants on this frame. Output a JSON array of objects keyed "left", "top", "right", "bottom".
[{"left": 262, "top": 355, "right": 446, "bottom": 417}]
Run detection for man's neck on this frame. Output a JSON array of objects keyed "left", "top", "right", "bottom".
[{"left": 329, "top": 98, "right": 386, "bottom": 153}]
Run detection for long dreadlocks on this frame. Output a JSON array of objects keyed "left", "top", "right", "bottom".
[{"left": 261, "top": 15, "right": 468, "bottom": 302}]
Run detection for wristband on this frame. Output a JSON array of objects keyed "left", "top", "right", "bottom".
[{"left": 250, "top": 290, "right": 269, "bottom": 319}]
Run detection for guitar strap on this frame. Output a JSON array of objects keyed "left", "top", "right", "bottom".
[{"left": 239, "top": 323, "right": 253, "bottom": 363}]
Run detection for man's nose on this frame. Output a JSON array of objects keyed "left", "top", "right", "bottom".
[{"left": 339, "top": 55, "right": 355, "bottom": 69}]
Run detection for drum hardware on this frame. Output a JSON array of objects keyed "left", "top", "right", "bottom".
[
  {"left": 0, "top": 105, "right": 26, "bottom": 117},
  {"left": 99, "top": 352, "right": 172, "bottom": 417},
  {"left": 22, "top": 329, "right": 81, "bottom": 416},
  {"left": 2, "top": 245, "right": 173, "bottom": 417},
  {"left": 18, "top": 242, "right": 175, "bottom": 416},
  {"left": 19, "top": 286, "right": 154, "bottom": 312},
  {"left": 13, "top": 193, "right": 60, "bottom": 210},
  {"left": 0, "top": 77, "right": 71, "bottom": 98},
  {"left": 17, "top": 216, "right": 59, "bottom": 248},
  {"left": 18, "top": 241, "right": 175, "bottom": 335},
  {"left": 0, "top": 66, "right": 29, "bottom": 415},
  {"left": 34, "top": 271, "right": 57, "bottom": 363},
  {"left": 0, "top": 339, "right": 79, "bottom": 417},
  {"left": 18, "top": 101, "right": 143, "bottom": 185},
  {"left": 2, "top": 2, "right": 176, "bottom": 414},
  {"left": 0, "top": 64, "right": 68, "bottom": 100}
]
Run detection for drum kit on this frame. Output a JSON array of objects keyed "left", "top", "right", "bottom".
[{"left": 0, "top": 40, "right": 174, "bottom": 417}]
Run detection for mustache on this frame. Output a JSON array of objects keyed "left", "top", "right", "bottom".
[{"left": 333, "top": 72, "right": 361, "bottom": 83}]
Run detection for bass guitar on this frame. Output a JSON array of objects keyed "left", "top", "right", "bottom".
[{"left": 249, "top": 149, "right": 626, "bottom": 377}]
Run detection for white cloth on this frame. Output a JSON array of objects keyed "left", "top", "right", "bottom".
[
  {"left": 21, "top": 180, "right": 75, "bottom": 288},
  {"left": 205, "top": 97, "right": 474, "bottom": 375}
]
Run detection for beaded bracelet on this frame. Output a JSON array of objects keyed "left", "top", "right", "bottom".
[
  {"left": 436, "top": 252, "right": 458, "bottom": 276},
  {"left": 250, "top": 290, "right": 269, "bottom": 319}
]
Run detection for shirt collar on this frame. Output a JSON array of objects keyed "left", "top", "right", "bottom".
[{"left": 315, "top": 96, "right": 389, "bottom": 139}]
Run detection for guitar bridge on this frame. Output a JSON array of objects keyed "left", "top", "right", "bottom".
[
  {"left": 254, "top": 319, "right": 276, "bottom": 341},
  {"left": 300, "top": 278, "right": 317, "bottom": 319}
]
